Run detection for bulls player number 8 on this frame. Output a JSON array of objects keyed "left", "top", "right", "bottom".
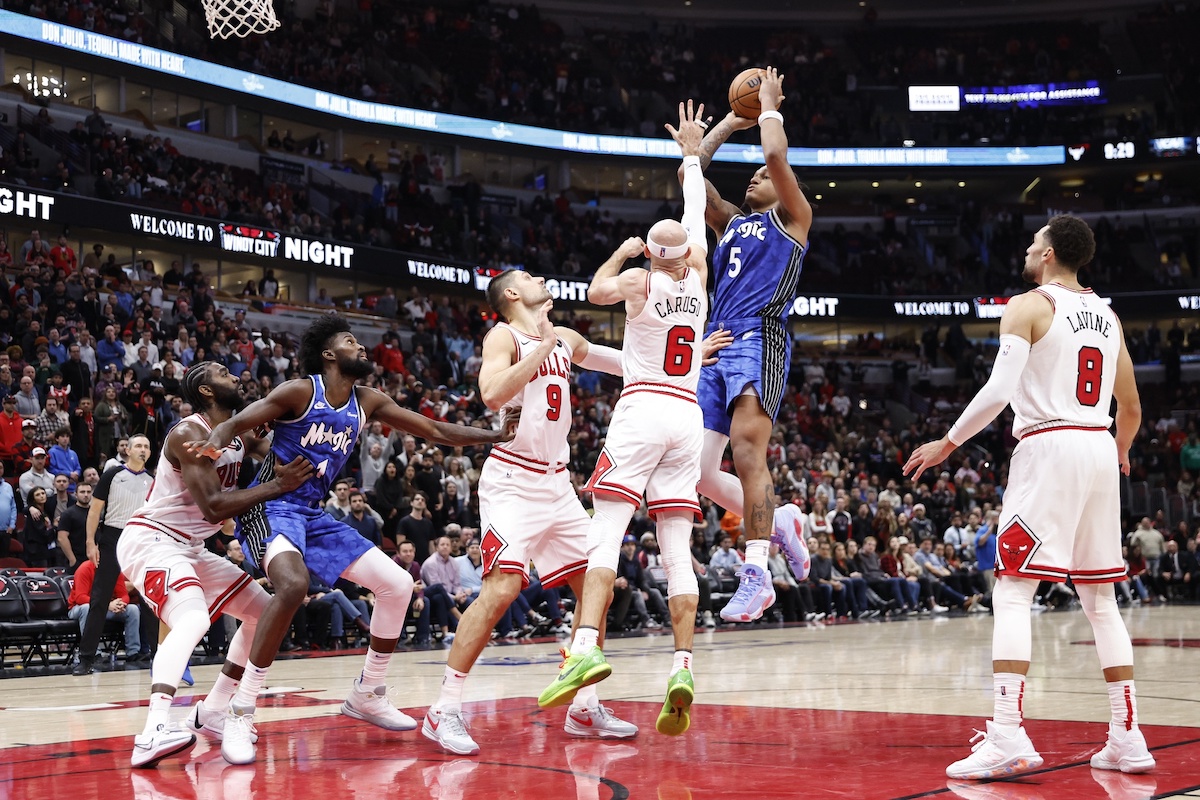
[
  {"left": 1076, "top": 346, "right": 1103, "bottom": 406},
  {"left": 546, "top": 385, "right": 563, "bottom": 421},
  {"left": 663, "top": 325, "right": 696, "bottom": 377}
]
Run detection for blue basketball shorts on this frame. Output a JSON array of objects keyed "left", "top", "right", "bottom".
[
  {"left": 237, "top": 500, "right": 374, "bottom": 586},
  {"left": 698, "top": 320, "right": 791, "bottom": 436}
]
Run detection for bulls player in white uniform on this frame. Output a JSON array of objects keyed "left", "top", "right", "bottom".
[
  {"left": 420, "top": 269, "right": 639, "bottom": 755},
  {"left": 117, "top": 361, "right": 312, "bottom": 768},
  {"left": 906, "top": 215, "right": 1152, "bottom": 780},
  {"left": 541, "top": 102, "right": 711, "bottom": 738}
]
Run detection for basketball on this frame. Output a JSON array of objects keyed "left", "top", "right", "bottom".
[{"left": 729, "top": 68, "right": 765, "bottom": 118}]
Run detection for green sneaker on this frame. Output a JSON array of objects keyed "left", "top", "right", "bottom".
[
  {"left": 655, "top": 669, "right": 694, "bottom": 736},
  {"left": 537, "top": 646, "right": 612, "bottom": 709}
]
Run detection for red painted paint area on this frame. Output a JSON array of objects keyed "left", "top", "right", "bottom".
[{"left": 2, "top": 702, "right": 1197, "bottom": 800}]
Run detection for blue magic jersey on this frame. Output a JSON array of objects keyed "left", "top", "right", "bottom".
[
  {"left": 252, "top": 375, "right": 364, "bottom": 506},
  {"left": 709, "top": 209, "right": 807, "bottom": 329}
]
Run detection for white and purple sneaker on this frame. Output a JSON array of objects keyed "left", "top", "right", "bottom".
[
  {"left": 771, "top": 503, "right": 811, "bottom": 581},
  {"left": 719, "top": 564, "right": 776, "bottom": 622}
]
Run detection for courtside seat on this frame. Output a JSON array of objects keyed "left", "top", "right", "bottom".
[
  {"left": 17, "top": 576, "right": 79, "bottom": 666},
  {"left": 0, "top": 575, "right": 47, "bottom": 668}
]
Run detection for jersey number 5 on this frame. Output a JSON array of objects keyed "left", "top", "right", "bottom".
[
  {"left": 1076, "top": 346, "right": 1103, "bottom": 406},
  {"left": 727, "top": 246, "right": 742, "bottom": 278},
  {"left": 663, "top": 326, "right": 696, "bottom": 377}
]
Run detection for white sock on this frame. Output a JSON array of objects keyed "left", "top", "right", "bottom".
[
  {"left": 570, "top": 626, "right": 599, "bottom": 656},
  {"left": 992, "top": 672, "right": 1026, "bottom": 732},
  {"left": 231, "top": 661, "right": 268, "bottom": 710},
  {"left": 142, "top": 692, "right": 173, "bottom": 735},
  {"left": 670, "top": 649, "right": 692, "bottom": 676},
  {"left": 570, "top": 683, "right": 599, "bottom": 711},
  {"left": 1107, "top": 680, "right": 1138, "bottom": 735},
  {"left": 204, "top": 672, "right": 240, "bottom": 713},
  {"left": 360, "top": 647, "right": 392, "bottom": 687},
  {"left": 745, "top": 539, "right": 770, "bottom": 571},
  {"left": 435, "top": 665, "right": 469, "bottom": 712}
]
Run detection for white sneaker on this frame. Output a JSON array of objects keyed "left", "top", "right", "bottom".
[
  {"left": 946, "top": 721, "right": 1044, "bottom": 779},
  {"left": 932, "top": 604, "right": 950, "bottom": 614},
  {"left": 1090, "top": 728, "right": 1155, "bottom": 774},
  {"left": 564, "top": 704, "right": 639, "bottom": 739},
  {"left": 341, "top": 679, "right": 418, "bottom": 731},
  {"left": 422, "top": 707, "right": 479, "bottom": 755},
  {"left": 131, "top": 724, "right": 196, "bottom": 768},
  {"left": 187, "top": 700, "right": 259, "bottom": 743},
  {"left": 702, "top": 610, "right": 716, "bottom": 628},
  {"left": 221, "top": 705, "right": 257, "bottom": 765}
]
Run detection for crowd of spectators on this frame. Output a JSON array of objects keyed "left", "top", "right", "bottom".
[
  {"left": 10, "top": 100, "right": 1190, "bottom": 306},
  {"left": 12, "top": 0, "right": 1199, "bottom": 149},
  {"left": 1, "top": 230, "right": 1196, "bottom": 661}
]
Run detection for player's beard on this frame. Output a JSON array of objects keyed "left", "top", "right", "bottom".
[
  {"left": 338, "top": 352, "right": 375, "bottom": 379},
  {"left": 1021, "top": 260, "right": 1040, "bottom": 284},
  {"left": 212, "top": 382, "right": 246, "bottom": 412}
]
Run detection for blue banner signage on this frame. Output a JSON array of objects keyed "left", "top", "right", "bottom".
[{"left": 0, "top": 11, "right": 1065, "bottom": 168}]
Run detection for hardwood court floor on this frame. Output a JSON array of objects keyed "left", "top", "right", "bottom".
[{"left": 1, "top": 605, "right": 1197, "bottom": 800}]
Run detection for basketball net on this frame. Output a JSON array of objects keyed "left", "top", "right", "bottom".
[{"left": 201, "top": 0, "right": 280, "bottom": 39}]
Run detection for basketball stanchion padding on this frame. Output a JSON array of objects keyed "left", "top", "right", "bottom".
[{"left": 201, "top": 0, "right": 280, "bottom": 39}]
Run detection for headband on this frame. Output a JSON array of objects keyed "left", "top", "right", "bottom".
[{"left": 644, "top": 236, "right": 689, "bottom": 260}]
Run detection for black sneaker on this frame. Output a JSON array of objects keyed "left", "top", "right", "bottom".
[{"left": 72, "top": 656, "right": 95, "bottom": 676}]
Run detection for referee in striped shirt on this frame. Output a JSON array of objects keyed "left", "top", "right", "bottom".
[{"left": 73, "top": 434, "right": 154, "bottom": 676}]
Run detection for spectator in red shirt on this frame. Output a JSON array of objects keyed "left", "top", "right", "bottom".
[
  {"left": 371, "top": 333, "right": 407, "bottom": 376},
  {"left": 67, "top": 559, "right": 144, "bottom": 661},
  {"left": 50, "top": 235, "right": 77, "bottom": 276}
]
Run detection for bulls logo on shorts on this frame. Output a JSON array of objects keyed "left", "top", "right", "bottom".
[
  {"left": 996, "top": 516, "right": 1042, "bottom": 575},
  {"left": 480, "top": 526, "right": 508, "bottom": 574}
]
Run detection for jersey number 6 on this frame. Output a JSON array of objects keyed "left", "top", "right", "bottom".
[{"left": 663, "top": 326, "right": 696, "bottom": 377}]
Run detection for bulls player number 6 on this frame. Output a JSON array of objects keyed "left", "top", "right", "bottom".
[{"left": 664, "top": 326, "right": 697, "bottom": 376}]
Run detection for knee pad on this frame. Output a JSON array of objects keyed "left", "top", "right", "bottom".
[
  {"left": 991, "top": 576, "right": 1039, "bottom": 663},
  {"left": 1077, "top": 582, "right": 1134, "bottom": 669},
  {"left": 657, "top": 513, "right": 698, "bottom": 598},
  {"left": 342, "top": 548, "right": 412, "bottom": 640},
  {"left": 586, "top": 498, "right": 635, "bottom": 573}
]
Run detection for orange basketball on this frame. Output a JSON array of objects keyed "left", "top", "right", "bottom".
[{"left": 729, "top": 68, "right": 765, "bottom": 118}]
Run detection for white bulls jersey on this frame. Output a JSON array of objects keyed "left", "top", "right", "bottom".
[
  {"left": 1011, "top": 282, "right": 1120, "bottom": 438},
  {"left": 621, "top": 269, "right": 707, "bottom": 395},
  {"left": 491, "top": 322, "right": 574, "bottom": 473},
  {"left": 133, "top": 413, "right": 245, "bottom": 542}
]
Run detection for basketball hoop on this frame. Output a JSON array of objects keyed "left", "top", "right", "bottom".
[{"left": 201, "top": 0, "right": 280, "bottom": 39}]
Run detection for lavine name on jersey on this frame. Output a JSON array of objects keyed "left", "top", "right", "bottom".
[
  {"left": 655, "top": 295, "right": 704, "bottom": 318},
  {"left": 721, "top": 219, "right": 766, "bottom": 245},
  {"left": 1066, "top": 309, "right": 1112, "bottom": 338},
  {"left": 299, "top": 422, "right": 356, "bottom": 454}
]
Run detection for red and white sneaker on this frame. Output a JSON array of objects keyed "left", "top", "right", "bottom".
[
  {"left": 422, "top": 707, "right": 480, "bottom": 756},
  {"left": 1090, "top": 727, "right": 1155, "bottom": 774},
  {"left": 946, "top": 721, "right": 1043, "bottom": 780},
  {"left": 564, "top": 704, "right": 638, "bottom": 738}
]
